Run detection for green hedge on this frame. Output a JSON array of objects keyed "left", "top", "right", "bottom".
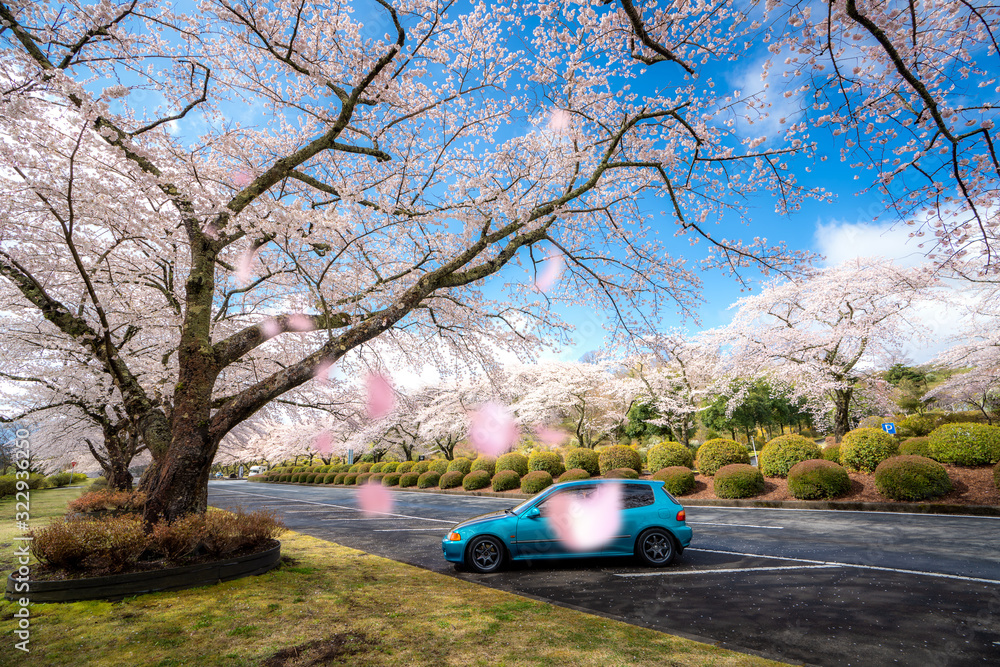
[
  {"left": 496, "top": 452, "right": 529, "bottom": 477},
  {"left": 368, "top": 473, "right": 385, "bottom": 485},
  {"left": 370, "top": 463, "right": 385, "bottom": 473},
  {"left": 899, "top": 437, "right": 932, "bottom": 457},
  {"left": 462, "top": 470, "right": 491, "bottom": 490},
  {"left": 759, "top": 434, "right": 822, "bottom": 477},
  {"left": 648, "top": 442, "right": 693, "bottom": 470},
  {"left": 603, "top": 467, "right": 639, "bottom": 479},
  {"left": 874, "top": 455, "right": 952, "bottom": 501},
  {"left": 396, "top": 461, "right": 415, "bottom": 474},
  {"left": 840, "top": 428, "right": 899, "bottom": 473},
  {"left": 439, "top": 471, "right": 465, "bottom": 489},
  {"left": 821, "top": 444, "right": 840, "bottom": 462},
  {"left": 399, "top": 472, "right": 420, "bottom": 488},
  {"left": 324, "top": 473, "right": 338, "bottom": 484},
  {"left": 695, "top": 439, "right": 750, "bottom": 476},
  {"left": 344, "top": 473, "right": 359, "bottom": 485},
  {"left": 470, "top": 456, "right": 497, "bottom": 477},
  {"left": 334, "top": 473, "right": 347, "bottom": 485},
  {"left": 520, "top": 470, "right": 553, "bottom": 494},
  {"left": 651, "top": 466, "right": 695, "bottom": 496},
  {"left": 491, "top": 470, "right": 521, "bottom": 492},
  {"left": 428, "top": 460, "right": 450, "bottom": 475},
  {"left": 382, "top": 473, "right": 401, "bottom": 487},
  {"left": 528, "top": 451, "right": 565, "bottom": 478},
  {"left": 558, "top": 468, "right": 591, "bottom": 482},
  {"left": 412, "top": 461, "right": 431, "bottom": 474},
  {"left": 787, "top": 459, "right": 851, "bottom": 499},
  {"left": 927, "top": 423, "right": 1000, "bottom": 466},
  {"left": 564, "top": 448, "right": 600, "bottom": 476},
  {"left": 356, "top": 473, "right": 373, "bottom": 485},
  {"left": 417, "top": 471, "right": 441, "bottom": 488},
  {"left": 381, "top": 462, "right": 400, "bottom": 474},
  {"left": 713, "top": 464, "right": 764, "bottom": 499},
  {"left": 598, "top": 445, "right": 642, "bottom": 475},
  {"left": 447, "top": 457, "right": 473, "bottom": 475}
]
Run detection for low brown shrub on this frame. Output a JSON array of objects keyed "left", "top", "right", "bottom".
[{"left": 68, "top": 489, "right": 146, "bottom": 514}]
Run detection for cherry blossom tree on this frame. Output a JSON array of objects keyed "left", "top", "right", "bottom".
[
  {"left": 0, "top": 0, "right": 859, "bottom": 524},
  {"left": 719, "top": 257, "right": 934, "bottom": 440}
]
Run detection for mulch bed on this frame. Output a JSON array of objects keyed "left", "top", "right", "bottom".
[{"left": 680, "top": 464, "right": 999, "bottom": 506}]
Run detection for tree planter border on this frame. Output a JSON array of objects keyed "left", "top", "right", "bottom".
[{"left": 6, "top": 541, "right": 281, "bottom": 603}]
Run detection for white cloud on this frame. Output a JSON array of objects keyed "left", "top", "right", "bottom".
[{"left": 814, "top": 220, "right": 926, "bottom": 267}]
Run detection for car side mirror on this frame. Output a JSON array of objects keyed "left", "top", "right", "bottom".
[{"left": 524, "top": 507, "right": 541, "bottom": 519}]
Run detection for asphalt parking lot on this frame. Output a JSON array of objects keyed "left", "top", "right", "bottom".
[{"left": 208, "top": 480, "right": 1000, "bottom": 666}]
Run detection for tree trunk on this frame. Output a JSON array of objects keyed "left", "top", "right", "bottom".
[
  {"left": 106, "top": 457, "right": 134, "bottom": 491},
  {"left": 832, "top": 388, "right": 854, "bottom": 442}
]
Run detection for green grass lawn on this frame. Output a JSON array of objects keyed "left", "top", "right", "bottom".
[
  {"left": 0, "top": 486, "right": 787, "bottom": 667},
  {"left": 0, "top": 484, "right": 91, "bottom": 573}
]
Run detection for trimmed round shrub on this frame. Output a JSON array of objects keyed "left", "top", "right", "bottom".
[
  {"left": 412, "top": 461, "right": 431, "bottom": 474},
  {"left": 713, "top": 464, "right": 765, "bottom": 499},
  {"left": 382, "top": 473, "right": 401, "bottom": 487},
  {"left": 334, "top": 473, "right": 347, "bottom": 485},
  {"left": 396, "top": 461, "right": 415, "bottom": 474},
  {"left": 928, "top": 422, "right": 1000, "bottom": 466},
  {"left": 428, "top": 460, "right": 450, "bottom": 475},
  {"left": 324, "top": 473, "right": 338, "bottom": 484},
  {"left": 344, "top": 473, "right": 359, "bottom": 485},
  {"left": 491, "top": 470, "right": 521, "bottom": 492},
  {"left": 439, "top": 471, "right": 465, "bottom": 489},
  {"left": 652, "top": 466, "right": 696, "bottom": 496},
  {"left": 462, "top": 470, "right": 491, "bottom": 491},
  {"left": 695, "top": 439, "right": 750, "bottom": 476},
  {"left": 357, "top": 462, "right": 374, "bottom": 473},
  {"left": 520, "top": 470, "right": 553, "bottom": 494},
  {"left": 316, "top": 465, "right": 332, "bottom": 473},
  {"left": 528, "top": 451, "right": 565, "bottom": 478},
  {"left": 470, "top": 456, "right": 497, "bottom": 477},
  {"left": 279, "top": 474, "right": 291, "bottom": 482},
  {"left": 290, "top": 473, "right": 303, "bottom": 483},
  {"left": 496, "top": 452, "right": 529, "bottom": 477},
  {"left": 370, "top": 462, "right": 385, "bottom": 473},
  {"left": 558, "top": 468, "right": 591, "bottom": 482},
  {"left": 759, "top": 434, "right": 822, "bottom": 478},
  {"left": 821, "top": 444, "right": 841, "bottom": 462},
  {"left": 874, "top": 455, "right": 952, "bottom": 501},
  {"left": 338, "top": 464, "right": 353, "bottom": 473},
  {"left": 648, "top": 442, "right": 694, "bottom": 470},
  {"left": 565, "top": 448, "right": 600, "bottom": 476},
  {"left": 840, "top": 428, "right": 899, "bottom": 473},
  {"left": 603, "top": 467, "right": 639, "bottom": 479},
  {"left": 598, "top": 445, "right": 642, "bottom": 475},
  {"left": 356, "top": 473, "right": 373, "bottom": 485},
  {"left": 293, "top": 467, "right": 307, "bottom": 473},
  {"left": 381, "top": 462, "right": 400, "bottom": 474},
  {"left": 369, "top": 473, "right": 385, "bottom": 484},
  {"left": 417, "top": 471, "right": 441, "bottom": 488},
  {"left": 447, "top": 457, "right": 473, "bottom": 475},
  {"left": 399, "top": 472, "right": 420, "bottom": 488},
  {"left": 787, "top": 460, "right": 851, "bottom": 500},
  {"left": 348, "top": 464, "right": 362, "bottom": 473},
  {"left": 900, "top": 437, "right": 932, "bottom": 457}
]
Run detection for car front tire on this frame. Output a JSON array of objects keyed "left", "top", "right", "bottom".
[
  {"left": 635, "top": 528, "right": 677, "bottom": 567},
  {"left": 466, "top": 535, "right": 506, "bottom": 573}
]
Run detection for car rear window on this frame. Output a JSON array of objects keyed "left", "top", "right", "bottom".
[{"left": 622, "top": 484, "right": 655, "bottom": 509}]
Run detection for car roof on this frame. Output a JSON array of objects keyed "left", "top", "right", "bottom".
[{"left": 549, "top": 478, "right": 664, "bottom": 490}]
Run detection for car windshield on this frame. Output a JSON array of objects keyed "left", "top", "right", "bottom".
[{"left": 509, "top": 490, "right": 554, "bottom": 515}]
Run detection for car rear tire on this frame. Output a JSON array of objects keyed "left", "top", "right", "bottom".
[
  {"left": 635, "top": 528, "right": 677, "bottom": 567},
  {"left": 466, "top": 536, "right": 505, "bottom": 573}
]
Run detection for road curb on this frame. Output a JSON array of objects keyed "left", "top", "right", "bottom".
[{"left": 247, "top": 481, "right": 1000, "bottom": 515}]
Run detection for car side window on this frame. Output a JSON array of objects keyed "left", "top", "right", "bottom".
[
  {"left": 536, "top": 485, "right": 598, "bottom": 515},
  {"left": 622, "top": 484, "right": 655, "bottom": 509}
]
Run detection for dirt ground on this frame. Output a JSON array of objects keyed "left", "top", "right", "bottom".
[{"left": 680, "top": 464, "right": 1000, "bottom": 506}]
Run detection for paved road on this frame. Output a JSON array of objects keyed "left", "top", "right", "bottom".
[{"left": 209, "top": 481, "right": 1000, "bottom": 666}]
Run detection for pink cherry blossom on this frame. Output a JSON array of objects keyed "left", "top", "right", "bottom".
[
  {"left": 357, "top": 481, "right": 394, "bottom": 516},
  {"left": 313, "top": 430, "right": 332, "bottom": 455},
  {"left": 547, "top": 482, "right": 623, "bottom": 551},
  {"left": 534, "top": 254, "right": 563, "bottom": 292},
  {"left": 366, "top": 373, "right": 395, "bottom": 419},
  {"left": 534, "top": 425, "right": 569, "bottom": 447},
  {"left": 468, "top": 401, "right": 519, "bottom": 456},
  {"left": 232, "top": 170, "right": 253, "bottom": 187}
]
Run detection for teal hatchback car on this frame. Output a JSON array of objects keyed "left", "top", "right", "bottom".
[{"left": 442, "top": 479, "right": 692, "bottom": 573}]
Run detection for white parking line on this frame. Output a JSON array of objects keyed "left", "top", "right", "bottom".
[
  {"left": 210, "top": 488, "right": 459, "bottom": 524},
  {"left": 685, "top": 547, "right": 1000, "bottom": 586},
  {"left": 687, "top": 522, "right": 783, "bottom": 530},
  {"left": 616, "top": 564, "right": 838, "bottom": 577}
]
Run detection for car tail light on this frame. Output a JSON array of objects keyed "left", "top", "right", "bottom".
[
  {"left": 676, "top": 510, "right": 686, "bottom": 522},
  {"left": 447, "top": 532, "right": 462, "bottom": 541}
]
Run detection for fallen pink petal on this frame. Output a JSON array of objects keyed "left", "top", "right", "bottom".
[
  {"left": 547, "top": 108, "right": 571, "bottom": 132},
  {"left": 236, "top": 247, "right": 258, "bottom": 284},
  {"left": 468, "top": 402, "right": 519, "bottom": 456},
  {"left": 313, "top": 358, "right": 334, "bottom": 385},
  {"left": 535, "top": 426, "right": 569, "bottom": 447},
  {"left": 286, "top": 313, "right": 316, "bottom": 332},
  {"left": 366, "top": 373, "right": 395, "bottom": 419},
  {"left": 259, "top": 318, "right": 282, "bottom": 340},
  {"left": 357, "top": 481, "right": 394, "bottom": 516},
  {"left": 548, "top": 482, "right": 623, "bottom": 551}
]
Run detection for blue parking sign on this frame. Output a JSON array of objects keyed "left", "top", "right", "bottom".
[{"left": 881, "top": 423, "right": 896, "bottom": 435}]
